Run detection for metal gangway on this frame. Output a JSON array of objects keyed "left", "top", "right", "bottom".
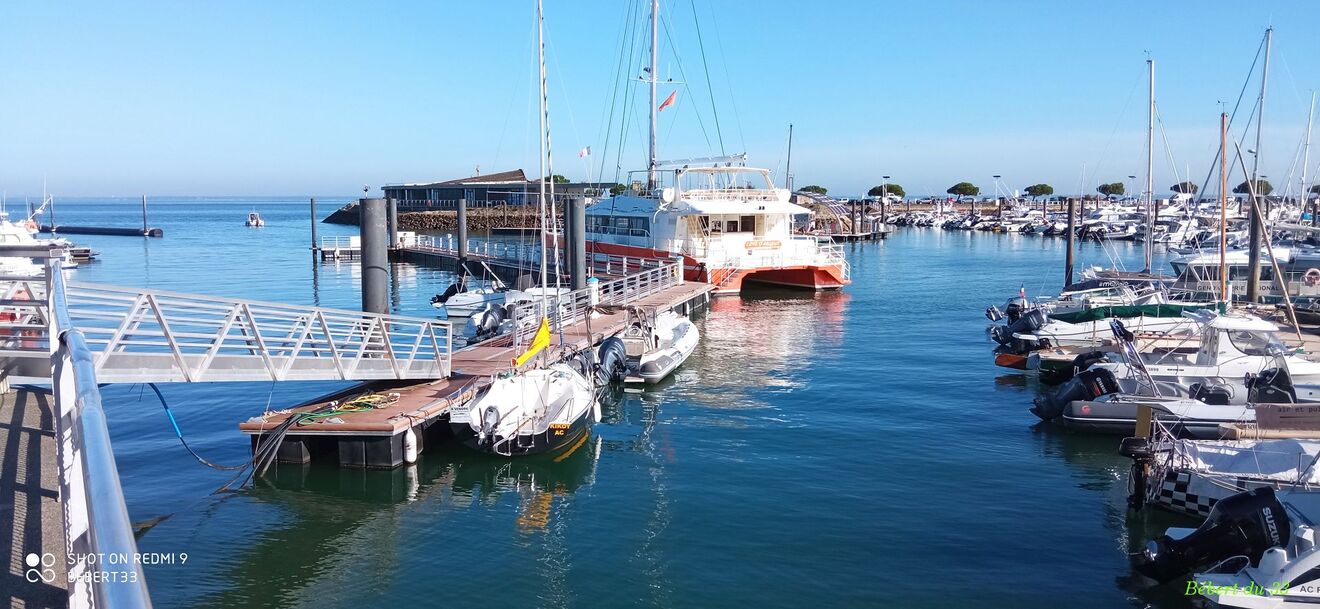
[{"left": 0, "top": 245, "right": 454, "bottom": 609}]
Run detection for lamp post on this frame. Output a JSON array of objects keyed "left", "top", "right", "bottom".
[
  {"left": 993, "top": 175, "right": 1002, "bottom": 219},
  {"left": 881, "top": 175, "right": 891, "bottom": 228},
  {"left": 1127, "top": 175, "right": 1137, "bottom": 204}
]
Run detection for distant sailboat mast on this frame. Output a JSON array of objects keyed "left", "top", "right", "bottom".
[
  {"left": 1302, "top": 91, "right": 1315, "bottom": 223},
  {"left": 1143, "top": 58, "right": 1155, "bottom": 274}
]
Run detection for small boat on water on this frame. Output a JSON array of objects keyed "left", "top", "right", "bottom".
[
  {"left": 245, "top": 211, "right": 266, "bottom": 227},
  {"left": 618, "top": 307, "right": 700, "bottom": 384},
  {"left": 431, "top": 268, "right": 531, "bottom": 318},
  {"left": 449, "top": 360, "right": 600, "bottom": 457}
]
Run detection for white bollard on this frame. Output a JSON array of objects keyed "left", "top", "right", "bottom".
[{"left": 588, "top": 276, "right": 600, "bottom": 307}]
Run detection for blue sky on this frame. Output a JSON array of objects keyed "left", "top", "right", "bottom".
[{"left": 1, "top": 1, "right": 1318, "bottom": 198}]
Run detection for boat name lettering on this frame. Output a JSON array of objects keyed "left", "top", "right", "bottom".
[{"left": 743, "top": 240, "right": 781, "bottom": 249}]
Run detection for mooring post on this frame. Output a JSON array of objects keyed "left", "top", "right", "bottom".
[
  {"left": 1065, "top": 197, "right": 1076, "bottom": 287},
  {"left": 569, "top": 196, "right": 587, "bottom": 290},
  {"left": 387, "top": 198, "right": 399, "bottom": 249},
  {"left": 309, "top": 197, "right": 318, "bottom": 258},
  {"left": 457, "top": 198, "right": 468, "bottom": 270},
  {"left": 142, "top": 195, "right": 149, "bottom": 235},
  {"left": 360, "top": 198, "right": 389, "bottom": 315}
]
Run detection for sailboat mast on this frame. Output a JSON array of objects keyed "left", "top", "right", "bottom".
[
  {"left": 536, "top": 0, "right": 549, "bottom": 301},
  {"left": 1245, "top": 27, "right": 1271, "bottom": 303},
  {"left": 1143, "top": 58, "right": 1155, "bottom": 273},
  {"left": 1303, "top": 92, "right": 1315, "bottom": 222},
  {"left": 784, "top": 123, "right": 794, "bottom": 190},
  {"left": 647, "top": 0, "right": 659, "bottom": 190},
  {"left": 1220, "top": 112, "right": 1229, "bottom": 302}
]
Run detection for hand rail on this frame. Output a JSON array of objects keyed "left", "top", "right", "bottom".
[{"left": 49, "top": 254, "right": 153, "bottom": 609}]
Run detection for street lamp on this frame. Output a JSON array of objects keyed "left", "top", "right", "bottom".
[
  {"left": 992, "top": 175, "right": 1002, "bottom": 218},
  {"left": 1127, "top": 175, "right": 1136, "bottom": 203}
]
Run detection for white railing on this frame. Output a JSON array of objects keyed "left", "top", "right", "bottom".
[
  {"left": 503, "top": 260, "right": 684, "bottom": 350},
  {"left": 680, "top": 188, "right": 782, "bottom": 202},
  {"left": 60, "top": 283, "right": 451, "bottom": 383},
  {"left": 409, "top": 234, "right": 668, "bottom": 277},
  {"left": 319, "top": 235, "right": 360, "bottom": 250}
]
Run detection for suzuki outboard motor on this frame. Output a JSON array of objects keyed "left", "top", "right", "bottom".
[
  {"left": 989, "top": 308, "right": 1046, "bottom": 349},
  {"left": 595, "top": 337, "right": 627, "bottom": 384},
  {"left": 1031, "top": 368, "right": 1120, "bottom": 421},
  {"left": 1136, "top": 487, "right": 1291, "bottom": 583}
]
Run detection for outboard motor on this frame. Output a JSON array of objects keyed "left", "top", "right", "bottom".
[
  {"left": 1188, "top": 383, "right": 1233, "bottom": 406},
  {"left": 595, "top": 337, "right": 627, "bottom": 384},
  {"left": 464, "top": 304, "right": 508, "bottom": 345},
  {"left": 990, "top": 307, "right": 1047, "bottom": 349},
  {"left": 1031, "top": 368, "right": 1120, "bottom": 421},
  {"left": 1247, "top": 368, "right": 1298, "bottom": 404},
  {"left": 985, "top": 305, "right": 1004, "bottom": 322},
  {"left": 1136, "top": 487, "right": 1291, "bottom": 583},
  {"left": 1119, "top": 437, "right": 1153, "bottom": 510},
  {"left": 1039, "top": 351, "right": 1110, "bottom": 386},
  {"left": 432, "top": 282, "right": 464, "bottom": 306}
]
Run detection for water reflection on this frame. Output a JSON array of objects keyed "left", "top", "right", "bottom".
[{"left": 185, "top": 435, "right": 600, "bottom": 608}]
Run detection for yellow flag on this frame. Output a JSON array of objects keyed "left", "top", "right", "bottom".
[{"left": 513, "top": 317, "right": 552, "bottom": 367}]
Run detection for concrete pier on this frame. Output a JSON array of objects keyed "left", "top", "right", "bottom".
[{"left": 0, "top": 388, "right": 69, "bottom": 607}]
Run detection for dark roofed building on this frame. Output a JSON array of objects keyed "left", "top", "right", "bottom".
[{"left": 383, "top": 170, "right": 613, "bottom": 209}]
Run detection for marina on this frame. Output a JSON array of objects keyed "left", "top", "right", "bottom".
[{"left": 8, "top": 2, "right": 1320, "bottom": 609}]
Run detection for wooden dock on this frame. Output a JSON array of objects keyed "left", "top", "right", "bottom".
[{"left": 239, "top": 279, "right": 714, "bottom": 468}]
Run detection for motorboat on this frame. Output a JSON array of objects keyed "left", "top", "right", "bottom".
[
  {"left": 618, "top": 308, "right": 700, "bottom": 384},
  {"left": 431, "top": 274, "right": 530, "bottom": 318},
  {"left": 245, "top": 211, "right": 266, "bottom": 227},
  {"left": 1095, "top": 311, "right": 1320, "bottom": 403}
]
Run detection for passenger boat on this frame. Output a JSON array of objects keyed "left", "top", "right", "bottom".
[{"left": 581, "top": 0, "right": 849, "bottom": 295}]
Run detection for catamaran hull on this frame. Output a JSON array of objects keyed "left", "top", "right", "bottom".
[{"left": 583, "top": 239, "right": 848, "bottom": 293}]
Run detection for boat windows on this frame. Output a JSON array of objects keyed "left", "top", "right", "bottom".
[
  {"left": 586, "top": 215, "right": 650, "bottom": 236},
  {"left": 725, "top": 220, "right": 739, "bottom": 232},
  {"left": 739, "top": 215, "right": 756, "bottom": 234},
  {"left": 1226, "top": 330, "right": 1285, "bottom": 356}
]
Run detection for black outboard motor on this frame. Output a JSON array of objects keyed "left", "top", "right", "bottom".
[
  {"left": 1136, "top": 487, "right": 1291, "bottom": 583},
  {"left": 990, "top": 308, "right": 1047, "bottom": 348},
  {"left": 1247, "top": 368, "right": 1298, "bottom": 404},
  {"left": 595, "top": 337, "right": 627, "bottom": 384},
  {"left": 1031, "top": 367, "right": 1120, "bottom": 421},
  {"left": 464, "top": 304, "right": 508, "bottom": 345},
  {"left": 985, "top": 305, "right": 1004, "bottom": 322},
  {"left": 1039, "top": 351, "right": 1109, "bottom": 386},
  {"left": 432, "top": 280, "right": 462, "bottom": 305}
]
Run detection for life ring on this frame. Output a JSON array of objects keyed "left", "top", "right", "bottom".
[{"left": 1306, "top": 268, "right": 1320, "bottom": 287}]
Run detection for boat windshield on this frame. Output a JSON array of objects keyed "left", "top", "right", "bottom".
[{"left": 1226, "top": 329, "right": 1286, "bottom": 356}]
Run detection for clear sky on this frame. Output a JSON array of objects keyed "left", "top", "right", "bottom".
[{"left": 2, "top": 1, "right": 1318, "bottom": 199}]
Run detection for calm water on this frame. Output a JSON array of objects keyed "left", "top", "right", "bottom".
[{"left": 48, "top": 198, "right": 1201, "bottom": 607}]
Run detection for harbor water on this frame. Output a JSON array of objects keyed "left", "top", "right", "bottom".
[{"left": 56, "top": 198, "right": 1197, "bottom": 608}]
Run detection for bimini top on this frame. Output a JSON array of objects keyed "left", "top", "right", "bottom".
[{"left": 1183, "top": 310, "right": 1279, "bottom": 333}]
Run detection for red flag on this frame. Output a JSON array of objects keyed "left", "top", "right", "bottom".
[{"left": 658, "top": 90, "right": 677, "bottom": 111}]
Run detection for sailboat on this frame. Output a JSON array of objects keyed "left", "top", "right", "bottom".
[
  {"left": 581, "top": 0, "right": 850, "bottom": 295},
  {"left": 448, "top": 0, "right": 599, "bottom": 457}
]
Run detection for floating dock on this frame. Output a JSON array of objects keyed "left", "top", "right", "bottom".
[
  {"left": 40, "top": 225, "right": 163, "bottom": 237},
  {"left": 238, "top": 278, "right": 714, "bottom": 468}
]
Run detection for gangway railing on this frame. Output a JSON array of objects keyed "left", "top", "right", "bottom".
[{"left": 61, "top": 283, "right": 451, "bottom": 383}]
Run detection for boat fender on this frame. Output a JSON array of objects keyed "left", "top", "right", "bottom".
[
  {"left": 596, "top": 337, "right": 627, "bottom": 384},
  {"left": 403, "top": 427, "right": 418, "bottom": 464}
]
